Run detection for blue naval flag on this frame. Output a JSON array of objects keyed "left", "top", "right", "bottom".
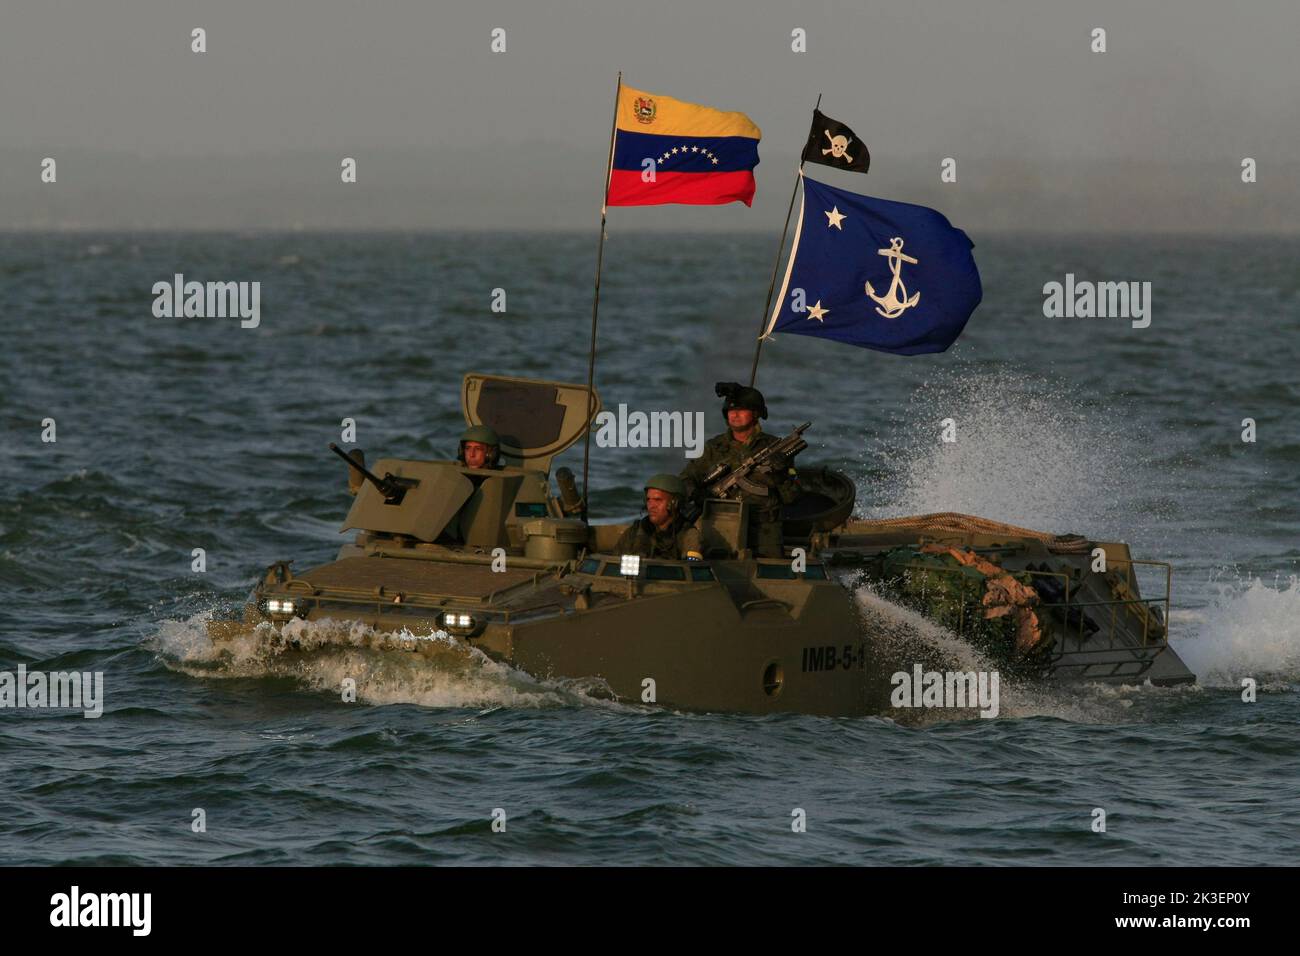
[{"left": 762, "top": 176, "right": 981, "bottom": 354}]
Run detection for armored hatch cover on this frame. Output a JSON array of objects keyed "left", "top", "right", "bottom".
[
  {"left": 340, "top": 461, "right": 476, "bottom": 543},
  {"left": 461, "top": 373, "right": 601, "bottom": 475}
]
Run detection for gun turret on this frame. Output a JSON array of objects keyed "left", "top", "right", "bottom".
[
  {"left": 701, "top": 422, "right": 811, "bottom": 500},
  {"left": 329, "top": 443, "right": 416, "bottom": 504}
]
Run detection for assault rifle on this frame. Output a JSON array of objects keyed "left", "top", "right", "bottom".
[{"left": 700, "top": 422, "right": 810, "bottom": 500}]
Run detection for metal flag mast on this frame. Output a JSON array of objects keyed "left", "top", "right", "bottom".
[
  {"left": 580, "top": 71, "right": 623, "bottom": 521},
  {"left": 748, "top": 93, "right": 821, "bottom": 388}
]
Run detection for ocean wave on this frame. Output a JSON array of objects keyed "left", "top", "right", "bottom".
[
  {"left": 858, "top": 368, "right": 1158, "bottom": 541},
  {"left": 852, "top": 583, "right": 1146, "bottom": 724},
  {"left": 151, "top": 611, "right": 641, "bottom": 713},
  {"left": 1172, "top": 573, "right": 1300, "bottom": 688}
]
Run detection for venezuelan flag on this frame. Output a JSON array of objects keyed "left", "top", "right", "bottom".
[{"left": 608, "top": 85, "right": 761, "bottom": 207}]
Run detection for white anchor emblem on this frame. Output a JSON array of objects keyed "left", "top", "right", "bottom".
[
  {"left": 822, "top": 129, "right": 853, "bottom": 163},
  {"left": 865, "top": 237, "right": 921, "bottom": 318}
]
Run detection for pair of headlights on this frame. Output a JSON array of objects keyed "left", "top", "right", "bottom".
[{"left": 261, "top": 600, "right": 477, "bottom": 634}]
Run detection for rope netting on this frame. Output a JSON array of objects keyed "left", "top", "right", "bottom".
[{"left": 845, "top": 512, "right": 1093, "bottom": 553}]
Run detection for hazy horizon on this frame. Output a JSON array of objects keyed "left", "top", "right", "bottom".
[{"left": 3, "top": 0, "right": 1297, "bottom": 233}]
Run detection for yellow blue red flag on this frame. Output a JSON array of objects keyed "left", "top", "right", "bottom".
[{"left": 608, "top": 85, "right": 761, "bottom": 207}]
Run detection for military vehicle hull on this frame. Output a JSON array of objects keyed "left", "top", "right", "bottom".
[
  {"left": 206, "top": 374, "right": 1195, "bottom": 716},
  {"left": 211, "top": 546, "right": 907, "bottom": 716},
  {"left": 210, "top": 516, "right": 1192, "bottom": 717}
]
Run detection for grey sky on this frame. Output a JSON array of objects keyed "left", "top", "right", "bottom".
[{"left": 2, "top": 0, "right": 1296, "bottom": 231}]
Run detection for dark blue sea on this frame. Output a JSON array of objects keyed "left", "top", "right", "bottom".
[{"left": 1, "top": 232, "right": 1297, "bottom": 865}]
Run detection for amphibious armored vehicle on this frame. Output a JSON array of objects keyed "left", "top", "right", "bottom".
[{"left": 207, "top": 373, "right": 1194, "bottom": 716}]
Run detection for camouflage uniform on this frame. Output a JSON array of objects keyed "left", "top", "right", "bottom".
[
  {"left": 680, "top": 426, "right": 800, "bottom": 557},
  {"left": 614, "top": 514, "right": 703, "bottom": 561}
]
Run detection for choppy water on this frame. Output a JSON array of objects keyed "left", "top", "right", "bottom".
[{"left": 1, "top": 232, "right": 1297, "bottom": 865}]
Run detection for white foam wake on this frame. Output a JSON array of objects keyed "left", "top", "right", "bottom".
[
  {"left": 151, "top": 610, "right": 634, "bottom": 711},
  {"left": 852, "top": 583, "right": 1127, "bottom": 723},
  {"left": 1171, "top": 574, "right": 1300, "bottom": 689},
  {"left": 858, "top": 368, "right": 1161, "bottom": 541}
]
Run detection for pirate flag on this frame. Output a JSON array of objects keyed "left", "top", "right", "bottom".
[{"left": 801, "top": 109, "right": 870, "bottom": 174}]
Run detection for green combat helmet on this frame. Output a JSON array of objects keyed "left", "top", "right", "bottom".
[
  {"left": 459, "top": 424, "right": 501, "bottom": 467},
  {"left": 645, "top": 473, "right": 687, "bottom": 499}
]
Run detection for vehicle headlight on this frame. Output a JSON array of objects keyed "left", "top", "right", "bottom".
[
  {"left": 619, "top": 554, "right": 641, "bottom": 576},
  {"left": 439, "top": 611, "right": 476, "bottom": 631},
  {"left": 263, "top": 597, "right": 299, "bottom": 617}
]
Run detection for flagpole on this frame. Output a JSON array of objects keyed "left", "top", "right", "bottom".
[
  {"left": 580, "top": 71, "right": 622, "bottom": 522},
  {"left": 748, "top": 93, "right": 821, "bottom": 388}
]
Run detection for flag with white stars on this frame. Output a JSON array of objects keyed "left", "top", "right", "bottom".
[
  {"left": 607, "top": 84, "right": 761, "bottom": 206},
  {"left": 762, "top": 176, "right": 981, "bottom": 354}
]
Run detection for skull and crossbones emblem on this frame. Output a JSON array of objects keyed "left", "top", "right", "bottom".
[{"left": 822, "top": 129, "right": 853, "bottom": 163}]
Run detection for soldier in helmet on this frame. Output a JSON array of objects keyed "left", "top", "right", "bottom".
[
  {"left": 457, "top": 424, "right": 503, "bottom": 471},
  {"left": 680, "top": 382, "right": 799, "bottom": 558},
  {"left": 614, "top": 473, "right": 704, "bottom": 561}
]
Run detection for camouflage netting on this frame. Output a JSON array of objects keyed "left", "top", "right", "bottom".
[{"left": 869, "top": 543, "right": 1051, "bottom": 673}]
